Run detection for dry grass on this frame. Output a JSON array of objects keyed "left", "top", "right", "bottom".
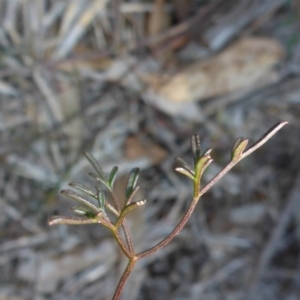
[{"left": 0, "top": 0, "right": 300, "bottom": 299}]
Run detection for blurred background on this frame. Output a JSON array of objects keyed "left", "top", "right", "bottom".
[{"left": 0, "top": 0, "right": 299, "bottom": 299}]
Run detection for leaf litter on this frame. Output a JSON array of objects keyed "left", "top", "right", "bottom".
[{"left": 0, "top": 0, "right": 300, "bottom": 299}]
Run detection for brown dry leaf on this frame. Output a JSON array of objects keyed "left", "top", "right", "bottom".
[
  {"left": 57, "top": 56, "right": 113, "bottom": 72},
  {"left": 144, "top": 37, "right": 285, "bottom": 103},
  {"left": 124, "top": 136, "right": 168, "bottom": 164},
  {"left": 57, "top": 44, "right": 113, "bottom": 72}
]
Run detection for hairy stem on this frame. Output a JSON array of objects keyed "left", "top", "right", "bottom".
[
  {"left": 113, "top": 230, "right": 133, "bottom": 259},
  {"left": 137, "top": 122, "right": 288, "bottom": 259},
  {"left": 112, "top": 258, "right": 137, "bottom": 300},
  {"left": 199, "top": 160, "right": 235, "bottom": 197},
  {"left": 120, "top": 220, "right": 135, "bottom": 254},
  {"left": 109, "top": 188, "right": 135, "bottom": 255},
  {"left": 137, "top": 196, "right": 199, "bottom": 259},
  {"left": 55, "top": 122, "right": 287, "bottom": 300},
  {"left": 200, "top": 121, "right": 288, "bottom": 197},
  {"left": 242, "top": 121, "right": 287, "bottom": 157}
]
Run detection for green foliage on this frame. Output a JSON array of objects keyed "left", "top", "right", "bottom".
[{"left": 49, "top": 122, "right": 287, "bottom": 300}]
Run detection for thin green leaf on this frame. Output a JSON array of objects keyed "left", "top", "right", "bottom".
[
  {"left": 191, "top": 134, "right": 201, "bottom": 165},
  {"left": 175, "top": 167, "right": 195, "bottom": 180},
  {"left": 126, "top": 186, "right": 140, "bottom": 206},
  {"left": 84, "top": 152, "right": 107, "bottom": 182},
  {"left": 70, "top": 206, "right": 87, "bottom": 215},
  {"left": 96, "top": 188, "right": 106, "bottom": 212},
  {"left": 70, "top": 206, "right": 97, "bottom": 218},
  {"left": 108, "top": 166, "right": 118, "bottom": 188},
  {"left": 232, "top": 137, "right": 244, "bottom": 152},
  {"left": 175, "top": 157, "right": 194, "bottom": 175},
  {"left": 88, "top": 172, "right": 110, "bottom": 189},
  {"left": 61, "top": 189, "right": 100, "bottom": 212},
  {"left": 126, "top": 168, "right": 139, "bottom": 200},
  {"left": 49, "top": 216, "right": 97, "bottom": 225},
  {"left": 195, "top": 156, "right": 213, "bottom": 180},
  {"left": 194, "top": 155, "right": 213, "bottom": 196},
  {"left": 69, "top": 182, "right": 96, "bottom": 198},
  {"left": 231, "top": 138, "right": 248, "bottom": 162}
]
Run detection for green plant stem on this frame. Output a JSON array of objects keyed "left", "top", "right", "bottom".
[
  {"left": 109, "top": 189, "right": 135, "bottom": 255},
  {"left": 112, "top": 258, "right": 137, "bottom": 300},
  {"left": 97, "top": 214, "right": 133, "bottom": 259},
  {"left": 97, "top": 216, "right": 132, "bottom": 259},
  {"left": 115, "top": 200, "right": 146, "bottom": 229},
  {"left": 136, "top": 162, "right": 236, "bottom": 259},
  {"left": 113, "top": 230, "right": 133, "bottom": 259}
]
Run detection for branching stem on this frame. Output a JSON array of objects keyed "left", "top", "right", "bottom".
[
  {"left": 200, "top": 121, "right": 287, "bottom": 197},
  {"left": 113, "top": 230, "right": 133, "bottom": 259},
  {"left": 137, "top": 196, "right": 199, "bottom": 259},
  {"left": 50, "top": 122, "right": 288, "bottom": 300},
  {"left": 137, "top": 122, "right": 288, "bottom": 259},
  {"left": 109, "top": 188, "right": 135, "bottom": 255}
]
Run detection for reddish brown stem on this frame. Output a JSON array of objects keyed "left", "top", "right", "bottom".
[
  {"left": 112, "top": 258, "right": 137, "bottom": 300},
  {"left": 113, "top": 230, "right": 134, "bottom": 259},
  {"left": 137, "top": 196, "right": 199, "bottom": 259},
  {"left": 120, "top": 220, "right": 135, "bottom": 254},
  {"left": 199, "top": 161, "right": 235, "bottom": 197},
  {"left": 200, "top": 122, "right": 288, "bottom": 198}
]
